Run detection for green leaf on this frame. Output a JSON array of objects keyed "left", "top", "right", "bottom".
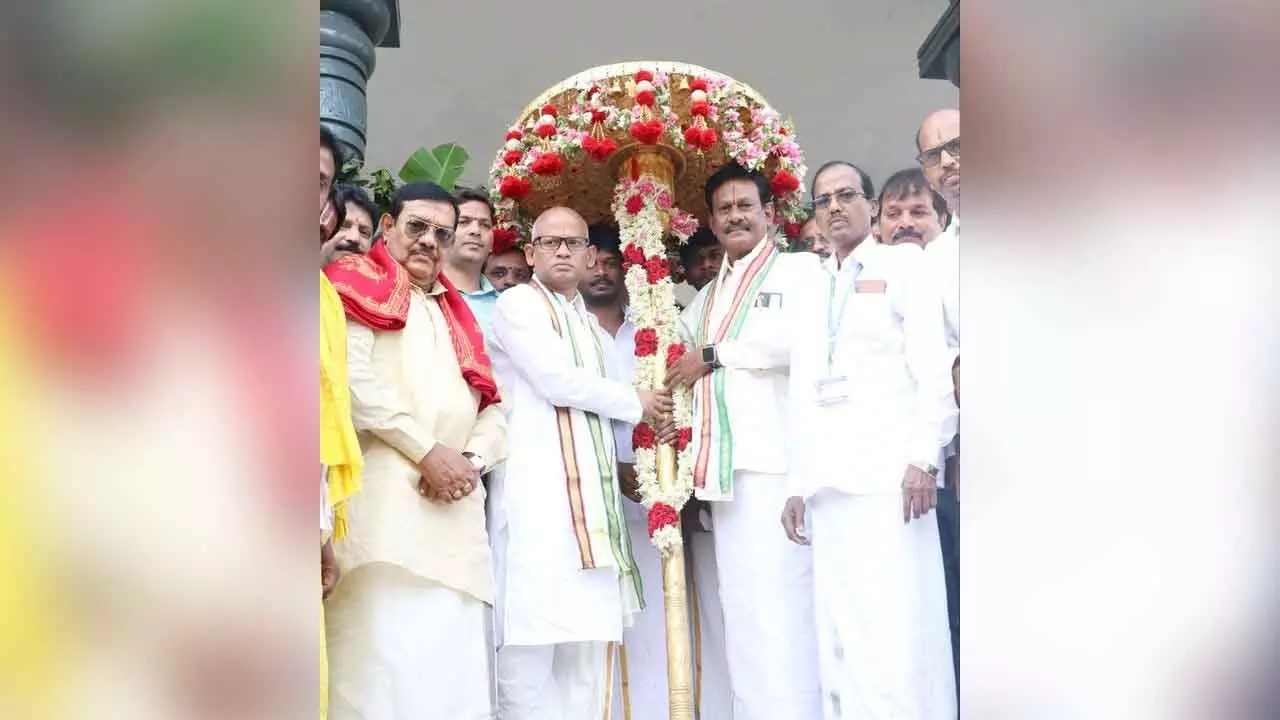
[
  {"left": 429, "top": 143, "right": 469, "bottom": 191},
  {"left": 398, "top": 146, "right": 443, "bottom": 184}
]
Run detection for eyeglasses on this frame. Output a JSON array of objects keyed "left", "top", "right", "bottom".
[
  {"left": 916, "top": 137, "right": 960, "bottom": 168},
  {"left": 403, "top": 217, "right": 456, "bottom": 248},
  {"left": 530, "top": 235, "right": 589, "bottom": 253},
  {"left": 812, "top": 187, "right": 865, "bottom": 212}
]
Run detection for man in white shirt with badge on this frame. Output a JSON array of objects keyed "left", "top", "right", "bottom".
[
  {"left": 919, "top": 108, "right": 961, "bottom": 695},
  {"left": 668, "top": 162, "right": 822, "bottom": 720},
  {"left": 781, "top": 160, "right": 957, "bottom": 720},
  {"left": 488, "top": 206, "right": 673, "bottom": 720}
]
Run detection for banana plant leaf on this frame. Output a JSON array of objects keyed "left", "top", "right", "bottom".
[{"left": 398, "top": 143, "right": 469, "bottom": 191}]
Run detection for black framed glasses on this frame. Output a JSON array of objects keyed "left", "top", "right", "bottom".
[
  {"left": 530, "top": 235, "right": 589, "bottom": 253},
  {"left": 403, "top": 217, "right": 456, "bottom": 247},
  {"left": 916, "top": 136, "right": 960, "bottom": 168},
  {"left": 812, "top": 187, "right": 865, "bottom": 212}
]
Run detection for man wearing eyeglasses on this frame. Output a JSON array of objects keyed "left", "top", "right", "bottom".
[
  {"left": 488, "top": 206, "right": 674, "bottom": 720},
  {"left": 781, "top": 160, "right": 957, "bottom": 720},
  {"left": 918, "top": 107, "right": 961, "bottom": 702},
  {"left": 322, "top": 182, "right": 508, "bottom": 720}
]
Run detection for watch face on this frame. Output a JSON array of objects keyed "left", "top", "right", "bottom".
[{"left": 701, "top": 346, "right": 715, "bottom": 364}]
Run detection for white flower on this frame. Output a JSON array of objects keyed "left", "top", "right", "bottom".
[
  {"left": 690, "top": 89, "right": 707, "bottom": 104},
  {"left": 504, "top": 138, "right": 522, "bottom": 152},
  {"left": 636, "top": 80, "right": 654, "bottom": 94},
  {"left": 537, "top": 113, "right": 556, "bottom": 128}
]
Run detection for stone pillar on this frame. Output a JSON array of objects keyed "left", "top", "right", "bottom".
[{"left": 320, "top": 0, "right": 391, "bottom": 164}]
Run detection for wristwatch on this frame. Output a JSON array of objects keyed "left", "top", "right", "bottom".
[
  {"left": 462, "top": 452, "right": 487, "bottom": 474},
  {"left": 701, "top": 344, "right": 720, "bottom": 368}
]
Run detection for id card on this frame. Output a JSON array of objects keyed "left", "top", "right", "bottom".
[
  {"left": 755, "top": 291, "right": 783, "bottom": 309},
  {"left": 815, "top": 375, "right": 851, "bottom": 406}
]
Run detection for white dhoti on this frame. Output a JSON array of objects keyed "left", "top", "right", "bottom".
[
  {"left": 809, "top": 490, "right": 955, "bottom": 720},
  {"left": 497, "top": 641, "right": 612, "bottom": 720},
  {"left": 325, "top": 564, "right": 492, "bottom": 720},
  {"left": 712, "top": 471, "right": 823, "bottom": 720}
]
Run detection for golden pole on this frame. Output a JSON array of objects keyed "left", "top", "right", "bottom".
[{"left": 619, "top": 147, "right": 694, "bottom": 720}]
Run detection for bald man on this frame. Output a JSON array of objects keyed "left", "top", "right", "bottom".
[
  {"left": 488, "top": 207, "right": 673, "bottom": 719},
  {"left": 918, "top": 108, "right": 961, "bottom": 701}
]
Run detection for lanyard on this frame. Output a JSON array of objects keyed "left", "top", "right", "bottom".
[{"left": 826, "top": 262, "right": 859, "bottom": 369}]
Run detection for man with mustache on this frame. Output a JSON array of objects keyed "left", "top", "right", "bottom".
[
  {"left": 918, "top": 107, "right": 961, "bottom": 698},
  {"left": 483, "top": 232, "right": 533, "bottom": 292},
  {"left": 781, "top": 159, "right": 957, "bottom": 720},
  {"left": 876, "top": 168, "right": 951, "bottom": 248},
  {"left": 442, "top": 187, "right": 502, "bottom": 337},
  {"left": 488, "top": 206, "right": 673, "bottom": 720},
  {"left": 668, "top": 163, "right": 823, "bottom": 720},
  {"left": 323, "top": 182, "right": 508, "bottom": 719},
  {"left": 322, "top": 185, "right": 376, "bottom": 262}
]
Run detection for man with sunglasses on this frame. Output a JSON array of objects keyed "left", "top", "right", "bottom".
[
  {"left": 323, "top": 182, "right": 508, "bottom": 720},
  {"left": 918, "top": 107, "right": 962, "bottom": 701},
  {"left": 488, "top": 206, "right": 674, "bottom": 720},
  {"left": 781, "top": 159, "right": 957, "bottom": 719}
]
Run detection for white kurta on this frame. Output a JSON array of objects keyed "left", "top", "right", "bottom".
[
  {"left": 329, "top": 283, "right": 508, "bottom": 720},
  {"left": 489, "top": 282, "right": 643, "bottom": 647},
  {"left": 786, "top": 237, "right": 958, "bottom": 720},
  {"left": 679, "top": 238, "right": 824, "bottom": 720},
  {"left": 605, "top": 311, "right": 733, "bottom": 720}
]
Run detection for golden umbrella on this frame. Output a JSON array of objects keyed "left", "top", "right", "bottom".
[{"left": 488, "top": 60, "right": 808, "bottom": 719}]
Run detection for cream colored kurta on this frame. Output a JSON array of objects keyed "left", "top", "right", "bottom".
[{"left": 337, "top": 282, "right": 507, "bottom": 603}]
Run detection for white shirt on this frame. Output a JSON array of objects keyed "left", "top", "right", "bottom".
[
  {"left": 786, "top": 237, "right": 957, "bottom": 498},
  {"left": 927, "top": 214, "right": 959, "bottom": 354},
  {"left": 680, "top": 238, "right": 819, "bottom": 476},
  {"left": 606, "top": 309, "right": 639, "bottom": 465}
]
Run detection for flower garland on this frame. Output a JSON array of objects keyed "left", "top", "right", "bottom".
[
  {"left": 613, "top": 177, "right": 695, "bottom": 556},
  {"left": 489, "top": 68, "right": 808, "bottom": 240}
]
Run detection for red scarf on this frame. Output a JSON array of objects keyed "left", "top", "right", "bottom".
[{"left": 324, "top": 241, "right": 500, "bottom": 411}]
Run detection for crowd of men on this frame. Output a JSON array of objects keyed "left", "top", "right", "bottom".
[{"left": 318, "top": 106, "right": 961, "bottom": 720}]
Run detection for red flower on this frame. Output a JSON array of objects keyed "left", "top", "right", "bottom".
[
  {"left": 634, "top": 70, "right": 654, "bottom": 83},
  {"left": 625, "top": 194, "right": 645, "bottom": 215},
  {"left": 586, "top": 85, "right": 601, "bottom": 99},
  {"left": 647, "top": 502, "right": 679, "bottom": 537},
  {"left": 590, "top": 109, "right": 608, "bottom": 124},
  {"left": 634, "top": 328, "right": 659, "bottom": 357},
  {"left": 635, "top": 89, "right": 655, "bottom": 107},
  {"left": 505, "top": 129, "right": 523, "bottom": 141},
  {"left": 632, "top": 423, "right": 655, "bottom": 450},
  {"left": 492, "top": 227, "right": 517, "bottom": 254},
  {"left": 540, "top": 103, "right": 558, "bottom": 117},
  {"left": 535, "top": 123, "right": 558, "bottom": 139},
  {"left": 582, "top": 136, "right": 617, "bottom": 162},
  {"left": 499, "top": 175, "right": 531, "bottom": 199},
  {"left": 666, "top": 342, "right": 686, "bottom": 368},
  {"left": 690, "top": 100, "right": 710, "bottom": 117},
  {"left": 629, "top": 119, "right": 664, "bottom": 145},
  {"left": 700, "top": 127, "right": 717, "bottom": 148},
  {"left": 622, "top": 243, "right": 646, "bottom": 269},
  {"left": 503, "top": 149, "right": 523, "bottom": 166},
  {"left": 683, "top": 125, "right": 717, "bottom": 150},
  {"left": 531, "top": 152, "right": 564, "bottom": 176},
  {"left": 689, "top": 78, "right": 708, "bottom": 92},
  {"left": 644, "top": 254, "right": 669, "bottom": 283},
  {"left": 784, "top": 221, "right": 803, "bottom": 239},
  {"left": 657, "top": 190, "right": 673, "bottom": 210},
  {"left": 674, "top": 427, "right": 692, "bottom": 452},
  {"left": 769, "top": 170, "right": 801, "bottom": 195}
]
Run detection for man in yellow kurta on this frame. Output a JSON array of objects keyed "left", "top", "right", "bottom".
[{"left": 323, "top": 182, "right": 508, "bottom": 720}]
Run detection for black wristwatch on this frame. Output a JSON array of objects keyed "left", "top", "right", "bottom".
[{"left": 701, "top": 344, "right": 720, "bottom": 368}]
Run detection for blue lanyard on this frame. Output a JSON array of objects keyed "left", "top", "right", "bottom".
[{"left": 827, "top": 262, "right": 859, "bottom": 369}]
